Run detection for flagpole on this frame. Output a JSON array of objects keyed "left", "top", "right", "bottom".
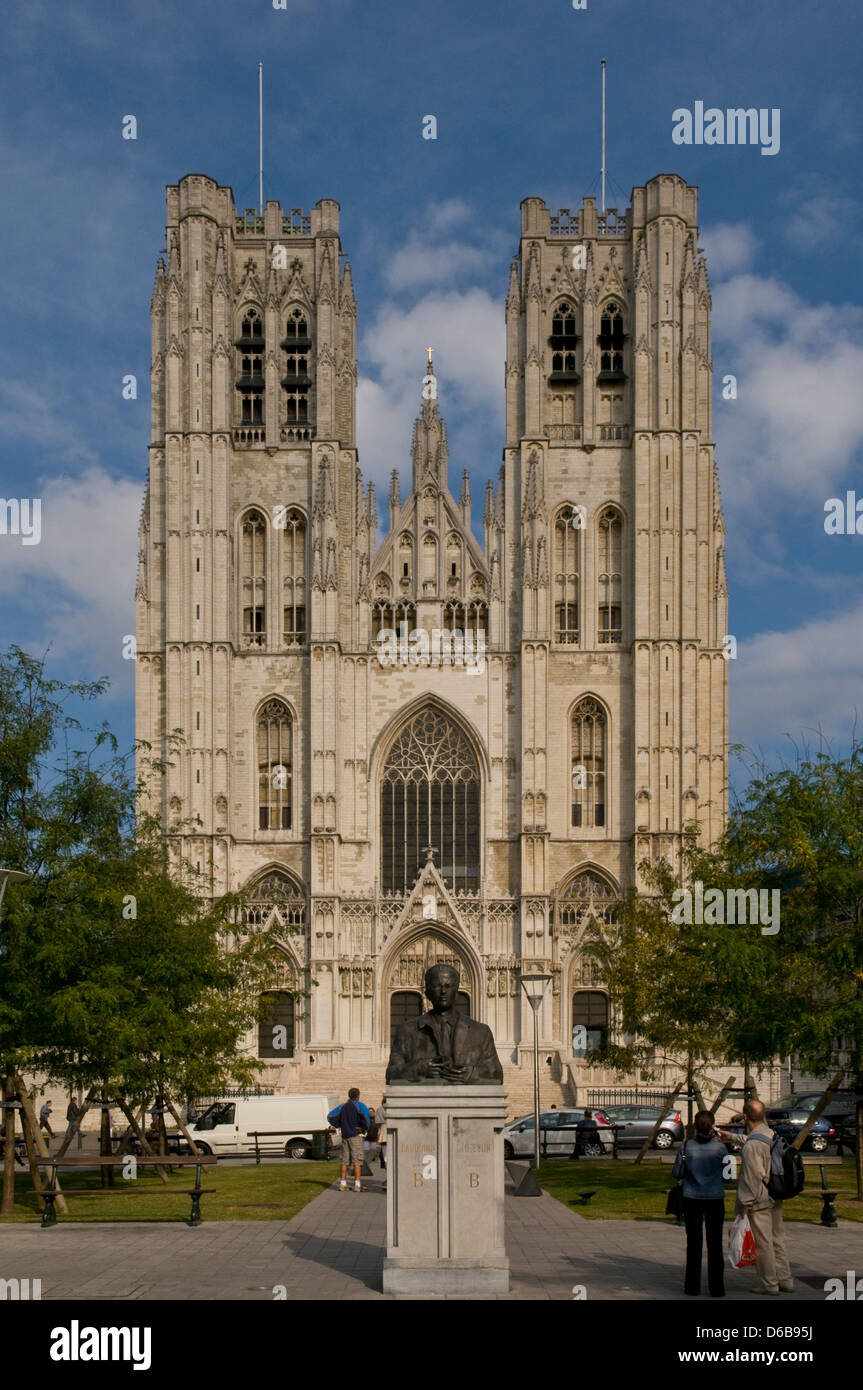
[
  {"left": 601, "top": 59, "right": 606, "bottom": 218},
  {"left": 258, "top": 62, "right": 263, "bottom": 216}
]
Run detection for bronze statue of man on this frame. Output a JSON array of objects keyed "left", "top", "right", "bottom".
[{"left": 386, "top": 963, "right": 503, "bottom": 1084}]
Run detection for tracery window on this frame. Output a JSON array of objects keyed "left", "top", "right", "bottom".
[
  {"left": 554, "top": 506, "right": 580, "bottom": 644},
  {"left": 280, "top": 509, "right": 307, "bottom": 647},
  {"left": 236, "top": 309, "right": 265, "bottom": 425},
  {"left": 241, "top": 510, "right": 267, "bottom": 647},
  {"left": 281, "top": 308, "right": 312, "bottom": 426},
  {"left": 381, "top": 709, "right": 480, "bottom": 894},
  {"left": 443, "top": 600, "right": 488, "bottom": 634},
  {"left": 558, "top": 869, "right": 618, "bottom": 928},
  {"left": 240, "top": 870, "right": 305, "bottom": 929},
  {"left": 372, "top": 600, "right": 416, "bottom": 639},
  {"left": 549, "top": 301, "right": 580, "bottom": 382},
  {"left": 257, "top": 701, "right": 292, "bottom": 830},
  {"left": 597, "top": 508, "right": 622, "bottom": 644},
  {"left": 571, "top": 699, "right": 606, "bottom": 829},
  {"left": 597, "top": 301, "right": 626, "bottom": 380}
]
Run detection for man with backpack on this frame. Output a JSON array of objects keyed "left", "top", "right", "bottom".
[
  {"left": 723, "top": 1100, "right": 797, "bottom": 1295},
  {"left": 328, "top": 1088, "right": 368, "bottom": 1193}
]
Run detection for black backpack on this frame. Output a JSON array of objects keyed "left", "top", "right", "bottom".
[{"left": 750, "top": 1131, "right": 805, "bottom": 1200}]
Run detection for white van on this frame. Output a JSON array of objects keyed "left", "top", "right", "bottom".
[{"left": 188, "top": 1094, "right": 337, "bottom": 1158}]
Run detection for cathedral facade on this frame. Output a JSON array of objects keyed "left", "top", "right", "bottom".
[{"left": 135, "top": 171, "right": 728, "bottom": 1107}]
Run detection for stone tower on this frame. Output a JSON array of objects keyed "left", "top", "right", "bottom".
[{"left": 136, "top": 171, "right": 728, "bottom": 1108}]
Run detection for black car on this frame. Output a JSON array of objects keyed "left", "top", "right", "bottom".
[{"left": 767, "top": 1092, "right": 857, "bottom": 1130}]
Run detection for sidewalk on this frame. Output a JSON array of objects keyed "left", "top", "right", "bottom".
[{"left": 2, "top": 1174, "right": 857, "bottom": 1300}]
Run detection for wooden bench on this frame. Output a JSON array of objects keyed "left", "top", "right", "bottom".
[{"left": 33, "top": 1154, "right": 217, "bottom": 1229}]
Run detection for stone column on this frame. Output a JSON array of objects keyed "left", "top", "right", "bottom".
[{"left": 382, "top": 1084, "right": 509, "bottom": 1294}]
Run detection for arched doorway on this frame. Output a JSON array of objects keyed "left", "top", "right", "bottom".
[{"left": 383, "top": 926, "right": 478, "bottom": 1046}]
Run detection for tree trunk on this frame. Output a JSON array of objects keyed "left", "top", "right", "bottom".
[
  {"left": 634, "top": 1078, "right": 684, "bottom": 1164},
  {"left": 99, "top": 1089, "right": 114, "bottom": 1188},
  {"left": 13, "top": 1076, "right": 68, "bottom": 1216},
  {"left": 855, "top": 1065, "right": 862, "bottom": 1201},
  {"left": 165, "top": 1096, "right": 201, "bottom": 1157},
  {"left": 1, "top": 1074, "right": 17, "bottom": 1215}
]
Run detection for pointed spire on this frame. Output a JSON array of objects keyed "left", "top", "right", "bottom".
[
  {"left": 389, "top": 469, "right": 401, "bottom": 530},
  {"left": 507, "top": 259, "right": 521, "bottom": 311},
  {"left": 366, "top": 481, "right": 376, "bottom": 529},
  {"left": 151, "top": 257, "right": 166, "bottom": 312},
  {"left": 412, "top": 350, "right": 447, "bottom": 490},
  {"left": 483, "top": 479, "right": 495, "bottom": 529},
  {"left": 460, "top": 471, "right": 471, "bottom": 509},
  {"left": 341, "top": 260, "right": 356, "bottom": 313}
]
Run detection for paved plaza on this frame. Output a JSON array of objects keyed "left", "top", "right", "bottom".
[{"left": 2, "top": 1171, "right": 858, "bottom": 1300}]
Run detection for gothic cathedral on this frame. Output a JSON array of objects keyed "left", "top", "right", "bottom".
[{"left": 135, "top": 172, "right": 728, "bottom": 1107}]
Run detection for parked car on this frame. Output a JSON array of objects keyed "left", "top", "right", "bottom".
[
  {"left": 599, "top": 1104, "right": 684, "bottom": 1149},
  {"left": 767, "top": 1093, "right": 856, "bottom": 1129},
  {"left": 176, "top": 1094, "right": 337, "bottom": 1158},
  {"left": 771, "top": 1112, "right": 836, "bottom": 1154},
  {"left": 501, "top": 1109, "right": 613, "bottom": 1159},
  {"left": 720, "top": 1110, "right": 837, "bottom": 1154}
]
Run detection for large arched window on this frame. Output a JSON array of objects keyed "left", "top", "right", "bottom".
[
  {"left": 549, "top": 301, "right": 580, "bottom": 383},
  {"left": 257, "top": 701, "right": 292, "bottom": 830},
  {"left": 597, "top": 301, "right": 626, "bottom": 380},
  {"left": 281, "top": 307, "right": 312, "bottom": 426},
  {"left": 597, "top": 508, "right": 622, "bottom": 644},
  {"left": 241, "top": 510, "right": 267, "bottom": 647},
  {"left": 554, "top": 506, "right": 580, "bottom": 644},
  {"left": 240, "top": 870, "right": 305, "bottom": 929},
  {"left": 280, "top": 508, "right": 307, "bottom": 646},
  {"left": 236, "top": 308, "right": 265, "bottom": 425},
  {"left": 381, "top": 708, "right": 480, "bottom": 894},
  {"left": 571, "top": 698, "right": 606, "bottom": 829}
]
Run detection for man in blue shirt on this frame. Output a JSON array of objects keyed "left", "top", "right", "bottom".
[{"left": 337, "top": 1088, "right": 368, "bottom": 1192}]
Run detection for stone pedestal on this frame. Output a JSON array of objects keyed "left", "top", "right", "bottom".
[{"left": 382, "top": 1085, "right": 509, "bottom": 1294}]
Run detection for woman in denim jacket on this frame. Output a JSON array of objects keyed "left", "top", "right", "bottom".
[{"left": 672, "top": 1109, "right": 728, "bottom": 1296}]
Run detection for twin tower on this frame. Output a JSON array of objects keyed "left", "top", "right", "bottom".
[{"left": 135, "top": 171, "right": 727, "bottom": 1097}]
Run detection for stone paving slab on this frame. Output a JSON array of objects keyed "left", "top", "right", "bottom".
[{"left": 2, "top": 1175, "right": 858, "bottom": 1301}]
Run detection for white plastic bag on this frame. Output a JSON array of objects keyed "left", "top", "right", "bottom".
[{"left": 728, "top": 1212, "right": 757, "bottom": 1268}]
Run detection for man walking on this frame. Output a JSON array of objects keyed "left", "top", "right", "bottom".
[
  {"left": 722, "top": 1100, "right": 793, "bottom": 1295},
  {"left": 39, "top": 1100, "right": 54, "bottom": 1141},
  {"left": 336, "top": 1087, "right": 368, "bottom": 1193},
  {"left": 64, "top": 1096, "right": 79, "bottom": 1140}
]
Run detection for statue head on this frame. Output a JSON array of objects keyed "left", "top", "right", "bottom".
[{"left": 424, "top": 963, "right": 460, "bottom": 1013}]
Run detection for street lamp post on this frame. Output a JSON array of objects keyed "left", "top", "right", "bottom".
[{"left": 519, "top": 973, "right": 552, "bottom": 1169}]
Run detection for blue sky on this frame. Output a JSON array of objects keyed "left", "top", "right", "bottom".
[{"left": 0, "top": 0, "right": 861, "bottom": 781}]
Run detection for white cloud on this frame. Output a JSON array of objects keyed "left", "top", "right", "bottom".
[
  {"left": 731, "top": 600, "right": 863, "bottom": 753},
  {"left": 357, "top": 288, "right": 504, "bottom": 491},
  {"left": 0, "top": 466, "right": 141, "bottom": 678},
  {"left": 712, "top": 272, "right": 863, "bottom": 524},
  {"left": 700, "top": 222, "right": 761, "bottom": 279}
]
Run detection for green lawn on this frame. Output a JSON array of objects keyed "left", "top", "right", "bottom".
[
  {"left": 1, "top": 1161, "right": 338, "bottom": 1224},
  {"left": 537, "top": 1157, "right": 863, "bottom": 1222}
]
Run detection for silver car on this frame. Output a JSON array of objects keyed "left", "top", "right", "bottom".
[{"left": 502, "top": 1109, "right": 612, "bottom": 1159}]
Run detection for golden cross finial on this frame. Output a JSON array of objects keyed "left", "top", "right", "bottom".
[{"left": 426, "top": 345, "right": 433, "bottom": 369}]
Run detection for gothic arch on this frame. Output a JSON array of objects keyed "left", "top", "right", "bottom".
[
  {"left": 369, "top": 693, "right": 491, "bottom": 784},
  {"left": 379, "top": 919, "right": 484, "bottom": 1048},
  {"left": 554, "top": 865, "right": 619, "bottom": 1029}
]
